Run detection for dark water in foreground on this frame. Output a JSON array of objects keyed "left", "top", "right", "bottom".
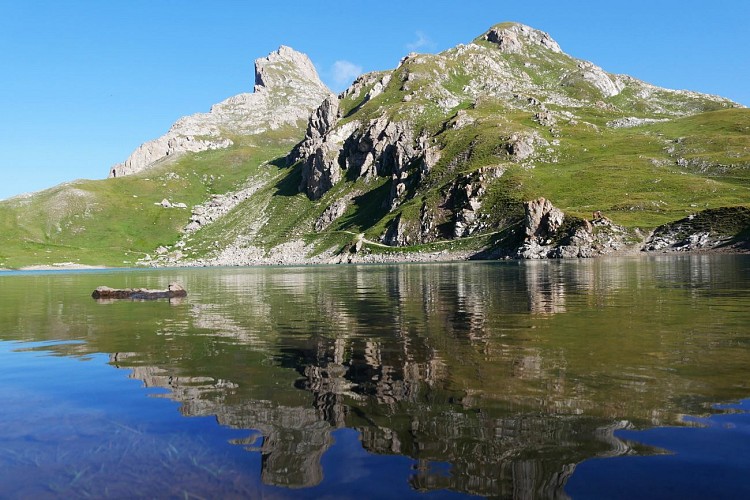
[{"left": 1, "top": 256, "right": 750, "bottom": 499}]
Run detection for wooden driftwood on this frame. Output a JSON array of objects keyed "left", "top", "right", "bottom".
[{"left": 92, "top": 282, "right": 187, "bottom": 300}]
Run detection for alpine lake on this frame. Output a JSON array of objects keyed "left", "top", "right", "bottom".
[{"left": 1, "top": 255, "right": 749, "bottom": 499}]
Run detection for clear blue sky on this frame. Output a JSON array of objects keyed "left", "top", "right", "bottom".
[{"left": 0, "top": 0, "right": 748, "bottom": 200}]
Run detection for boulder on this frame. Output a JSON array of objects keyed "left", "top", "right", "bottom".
[
  {"left": 92, "top": 282, "right": 187, "bottom": 300},
  {"left": 534, "top": 110, "right": 556, "bottom": 127}
]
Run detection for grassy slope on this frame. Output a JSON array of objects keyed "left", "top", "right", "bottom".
[
  {"left": 0, "top": 141, "right": 291, "bottom": 268},
  {"left": 520, "top": 109, "right": 750, "bottom": 228}
]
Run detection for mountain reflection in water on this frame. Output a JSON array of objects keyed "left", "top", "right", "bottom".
[{"left": 1, "top": 255, "right": 750, "bottom": 498}]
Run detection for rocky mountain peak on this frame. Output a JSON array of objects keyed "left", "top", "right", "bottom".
[
  {"left": 254, "top": 45, "right": 325, "bottom": 93},
  {"left": 481, "top": 22, "right": 562, "bottom": 54},
  {"left": 109, "top": 46, "right": 330, "bottom": 178}
]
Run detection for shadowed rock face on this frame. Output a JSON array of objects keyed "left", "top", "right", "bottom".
[
  {"left": 295, "top": 109, "right": 447, "bottom": 205},
  {"left": 109, "top": 46, "right": 330, "bottom": 178}
]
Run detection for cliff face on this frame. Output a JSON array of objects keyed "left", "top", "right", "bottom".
[{"left": 109, "top": 46, "right": 330, "bottom": 178}]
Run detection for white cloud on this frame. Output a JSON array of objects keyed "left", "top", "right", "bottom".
[
  {"left": 406, "top": 31, "right": 436, "bottom": 52},
  {"left": 331, "top": 60, "right": 363, "bottom": 89}
]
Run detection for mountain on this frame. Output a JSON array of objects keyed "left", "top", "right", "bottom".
[{"left": 1, "top": 23, "right": 748, "bottom": 269}]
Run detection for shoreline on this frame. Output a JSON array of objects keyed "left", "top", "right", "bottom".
[
  {"left": 2, "top": 246, "right": 748, "bottom": 273},
  {"left": 3, "top": 264, "right": 110, "bottom": 272}
]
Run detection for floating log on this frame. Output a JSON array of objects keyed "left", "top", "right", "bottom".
[{"left": 92, "top": 282, "right": 187, "bottom": 300}]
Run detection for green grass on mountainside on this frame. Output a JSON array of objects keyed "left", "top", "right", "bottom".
[
  {"left": 0, "top": 142, "right": 290, "bottom": 268},
  {"left": 300, "top": 109, "right": 750, "bottom": 257},
  {"left": 517, "top": 109, "right": 750, "bottom": 228},
  {"left": 3, "top": 106, "right": 746, "bottom": 269}
]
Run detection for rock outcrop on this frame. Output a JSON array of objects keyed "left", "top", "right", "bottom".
[
  {"left": 607, "top": 117, "right": 670, "bottom": 128},
  {"left": 183, "top": 180, "right": 266, "bottom": 233},
  {"left": 507, "top": 133, "right": 537, "bottom": 161},
  {"left": 449, "top": 166, "right": 505, "bottom": 238},
  {"left": 110, "top": 46, "right": 330, "bottom": 178},
  {"left": 524, "top": 197, "right": 566, "bottom": 243},
  {"left": 642, "top": 207, "right": 750, "bottom": 252},
  {"left": 290, "top": 64, "right": 458, "bottom": 202},
  {"left": 572, "top": 61, "right": 624, "bottom": 98},
  {"left": 314, "top": 193, "right": 358, "bottom": 232},
  {"left": 517, "top": 198, "right": 630, "bottom": 259},
  {"left": 291, "top": 94, "right": 354, "bottom": 200},
  {"left": 294, "top": 107, "right": 442, "bottom": 203},
  {"left": 381, "top": 213, "right": 414, "bottom": 246}
]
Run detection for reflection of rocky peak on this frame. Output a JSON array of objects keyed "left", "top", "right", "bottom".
[
  {"left": 227, "top": 402, "right": 332, "bottom": 488},
  {"left": 109, "top": 46, "right": 330, "bottom": 178},
  {"left": 523, "top": 260, "right": 567, "bottom": 315},
  {"left": 362, "top": 410, "right": 627, "bottom": 498}
]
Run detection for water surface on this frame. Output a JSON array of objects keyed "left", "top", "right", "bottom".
[{"left": 1, "top": 256, "right": 749, "bottom": 498}]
